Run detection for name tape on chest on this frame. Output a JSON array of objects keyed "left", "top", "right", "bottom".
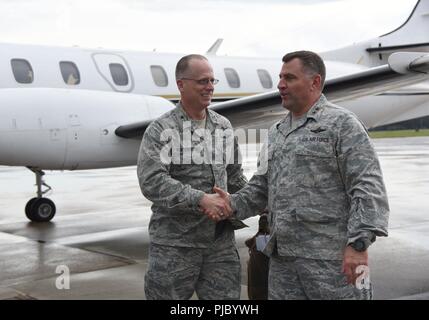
[{"left": 301, "top": 136, "right": 330, "bottom": 143}]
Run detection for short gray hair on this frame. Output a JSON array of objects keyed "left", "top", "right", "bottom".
[{"left": 175, "top": 54, "right": 208, "bottom": 81}]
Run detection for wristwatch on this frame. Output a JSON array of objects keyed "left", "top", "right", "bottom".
[{"left": 349, "top": 237, "right": 373, "bottom": 252}]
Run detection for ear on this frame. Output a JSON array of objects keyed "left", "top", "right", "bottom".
[
  {"left": 177, "top": 79, "right": 184, "bottom": 92},
  {"left": 311, "top": 74, "right": 322, "bottom": 91}
]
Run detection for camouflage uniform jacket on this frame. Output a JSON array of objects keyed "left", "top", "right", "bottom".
[
  {"left": 231, "top": 95, "right": 389, "bottom": 260},
  {"left": 138, "top": 103, "right": 247, "bottom": 248}
]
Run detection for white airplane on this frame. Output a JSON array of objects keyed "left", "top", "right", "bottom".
[{"left": 0, "top": 0, "right": 429, "bottom": 222}]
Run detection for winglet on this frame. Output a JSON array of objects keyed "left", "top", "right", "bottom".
[{"left": 206, "top": 39, "right": 223, "bottom": 55}]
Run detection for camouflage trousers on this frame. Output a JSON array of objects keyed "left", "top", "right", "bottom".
[
  {"left": 268, "top": 255, "right": 372, "bottom": 300},
  {"left": 144, "top": 242, "right": 241, "bottom": 300}
]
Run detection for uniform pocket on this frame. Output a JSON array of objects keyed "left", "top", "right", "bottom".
[
  {"left": 295, "top": 148, "right": 342, "bottom": 188},
  {"left": 294, "top": 207, "right": 340, "bottom": 224}
]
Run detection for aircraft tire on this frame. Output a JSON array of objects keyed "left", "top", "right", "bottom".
[
  {"left": 26, "top": 198, "right": 56, "bottom": 222},
  {"left": 25, "top": 197, "right": 38, "bottom": 220}
]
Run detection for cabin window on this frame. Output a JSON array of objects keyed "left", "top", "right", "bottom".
[
  {"left": 150, "top": 65, "right": 168, "bottom": 87},
  {"left": 257, "top": 69, "right": 273, "bottom": 89},
  {"left": 60, "top": 61, "right": 80, "bottom": 85},
  {"left": 109, "top": 63, "right": 129, "bottom": 86},
  {"left": 11, "top": 59, "right": 34, "bottom": 84},
  {"left": 224, "top": 68, "right": 240, "bottom": 88}
]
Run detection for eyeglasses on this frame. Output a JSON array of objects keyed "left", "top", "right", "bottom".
[{"left": 180, "top": 78, "right": 219, "bottom": 85}]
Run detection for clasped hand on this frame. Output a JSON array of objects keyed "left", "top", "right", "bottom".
[
  {"left": 342, "top": 245, "right": 369, "bottom": 286},
  {"left": 199, "top": 186, "right": 232, "bottom": 222}
]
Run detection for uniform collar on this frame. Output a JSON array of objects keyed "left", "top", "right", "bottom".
[
  {"left": 276, "top": 94, "right": 326, "bottom": 135},
  {"left": 306, "top": 94, "right": 327, "bottom": 122},
  {"left": 175, "top": 102, "right": 223, "bottom": 131}
]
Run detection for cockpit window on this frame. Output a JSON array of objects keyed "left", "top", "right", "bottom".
[
  {"left": 150, "top": 65, "right": 169, "bottom": 87},
  {"left": 109, "top": 63, "right": 129, "bottom": 86},
  {"left": 11, "top": 59, "right": 34, "bottom": 84},
  {"left": 60, "top": 61, "right": 81, "bottom": 85},
  {"left": 257, "top": 69, "right": 273, "bottom": 89}
]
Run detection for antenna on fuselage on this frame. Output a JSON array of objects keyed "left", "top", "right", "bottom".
[{"left": 206, "top": 38, "right": 223, "bottom": 55}]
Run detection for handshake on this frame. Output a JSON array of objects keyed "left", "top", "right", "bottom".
[{"left": 199, "top": 186, "right": 233, "bottom": 222}]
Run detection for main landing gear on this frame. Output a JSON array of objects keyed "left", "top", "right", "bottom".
[{"left": 25, "top": 168, "right": 56, "bottom": 222}]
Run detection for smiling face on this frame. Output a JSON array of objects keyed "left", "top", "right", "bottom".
[
  {"left": 176, "top": 58, "right": 214, "bottom": 112},
  {"left": 277, "top": 58, "right": 322, "bottom": 116}
]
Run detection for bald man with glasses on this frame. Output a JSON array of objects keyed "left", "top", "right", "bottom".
[{"left": 137, "top": 54, "right": 247, "bottom": 300}]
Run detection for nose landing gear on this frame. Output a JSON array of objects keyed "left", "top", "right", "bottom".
[{"left": 25, "top": 168, "right": 56, "bottom": 222}]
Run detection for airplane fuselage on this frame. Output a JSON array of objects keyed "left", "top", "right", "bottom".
[
  {"left": 0, "top": 88, "right": 174, "bottom": 170},
  {"left": 0, "top": 43, "right": 283, "bottom": 100},
  {"left": 0, "top": 42, "right": 429, "bottom": 171}
]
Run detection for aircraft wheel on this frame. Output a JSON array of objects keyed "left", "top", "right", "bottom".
[
  {"left": 25, "top": 197, "right": 38, "bottom": 220},
  {"left": 26, "top": 198, "right": 56, "bottom": 222}
]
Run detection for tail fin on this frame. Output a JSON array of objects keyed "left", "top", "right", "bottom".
[
  {"left": 373, "top": 0, "right": 429, "bottom": 54},
  {"left": 321, "top": 0, "right": 429, "bottom": 66}
]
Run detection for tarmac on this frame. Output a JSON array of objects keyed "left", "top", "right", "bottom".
[{"left": 0, "top": 136, "right": 428, "bottom": 300}]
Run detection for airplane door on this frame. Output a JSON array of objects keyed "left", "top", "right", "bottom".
[{"left": 91, "top": 53, "right": 134, "bottom": 93}]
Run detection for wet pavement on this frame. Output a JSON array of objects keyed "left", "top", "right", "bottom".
[{"left": 0, "top": 136, "right": 428, "bottom": 300}]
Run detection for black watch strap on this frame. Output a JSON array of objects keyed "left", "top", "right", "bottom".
[{"left": 350, "top": 237, "right": 372, "bottom": 252}]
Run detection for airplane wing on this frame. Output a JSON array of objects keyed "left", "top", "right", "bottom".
[
  {"left": 115, "top": 52, "right": 429, "bottom": 137},
  {"left": 115, "top": 119, "right": 153, "bottom": 139}
]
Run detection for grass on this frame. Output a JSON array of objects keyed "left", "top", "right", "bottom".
[{"left": 369, "top": 129, "right": 429, "bottom": 139}]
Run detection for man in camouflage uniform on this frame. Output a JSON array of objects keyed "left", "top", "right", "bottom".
[
  {"left": 213, "top": 51, "right": 389, "bottom": 299},
  {"left": 137, "top": 54, "right": 247, "bottom": 300}
]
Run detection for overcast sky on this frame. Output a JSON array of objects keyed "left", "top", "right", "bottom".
[{"left": 0, "top": 0, "right": 418, "bottom": 57}]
